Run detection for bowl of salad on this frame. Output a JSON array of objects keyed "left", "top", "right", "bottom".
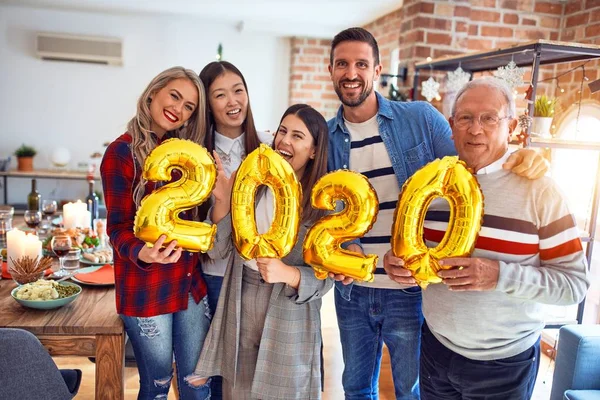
[{"left": 11, "top": 280, "right": 82, "bottom": 310}]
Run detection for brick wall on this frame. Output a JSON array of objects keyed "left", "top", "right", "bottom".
[
  {"left": 398, "top": 0, "right": 562, "bottom": 111},
  {"left": 288, "top": 0, "right": 600, "bottom": 121},
  {"left": 288, "top": 38, "right": 338, "bottom": 120},
  {"left": 552, "top": 0, "right": 600, "bottom": 129}
]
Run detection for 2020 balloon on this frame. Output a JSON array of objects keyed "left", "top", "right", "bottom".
[
  {"left": 134, "top": 138, "right": 217, "bottom": 252},
  {"left": 304, "top": 170, "right": 379, "bottom": 282},
  {"left": 391, "top": 156, "right": 484, "bottom": 288},
  {"left": 231, "top": 144, "right": 301, "bottom": 260}
]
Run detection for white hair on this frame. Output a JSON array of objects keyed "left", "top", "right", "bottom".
[{"left": 451, "top": 77, "right": 516, "bottom": 118}]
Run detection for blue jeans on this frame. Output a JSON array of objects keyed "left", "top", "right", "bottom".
[
  {"left": 203, "top": 273, "right": 224, "bottom": 317},
  {"left": 202, "top": 273, "right": 224, "bottom": 400},
  {"left": 121, "top": 293, "right": 211, "bottom": 400},
  {"left": 335, "top": 285, "right": 423, "bottom": 400},
  {"left": 420, "top": 322, "right": 540, "bottom": 400}
]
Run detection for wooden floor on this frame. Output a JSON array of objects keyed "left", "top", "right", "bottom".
[{"left": 54, "top": 290, "right": 553, "bottom": 399}]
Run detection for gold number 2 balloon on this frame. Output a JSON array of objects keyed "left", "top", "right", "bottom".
[
  {"left": 231, "top": 144, "right": 301, "bottom": 260},
  {"left": 303, "top": 170, "right": 379, "bottom": 282},
  {"left": 391, "top": 156, "right": 484, "bottom": 288},
  {"left": 134, "top": 138, "right": 217, "bottom": 252}
]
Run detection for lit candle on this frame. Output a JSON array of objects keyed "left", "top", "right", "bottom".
[
  {"left": 75, "top": 200, "right": 89, "bottom": 228},
  {"left": 6, "top": 229, "right": 41, "bottom": 271},
  {"left": 7, "top": 229, "right": 25, "bottom": 271},
  {"left": 63, "top": 200, "right": 91, "bottom": 229},
  {"left": 63, "top": 202, "right": 76, "bottom": 229},
  {"left": 80, "top": 210, "right": 91, "bottom": 229},
  {"left": 23, "top": 233, "right": 42, "bottom": 260}
]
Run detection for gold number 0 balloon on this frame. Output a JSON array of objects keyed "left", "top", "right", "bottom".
[
  {"left": 391, "top": 156, "right": 484, "bottom": 288},
  {"left": 303, "top": 170, "right": 379, "bottom": 282},
  {"left": 231, "top": 144, "right": 301, "bottom": 260},
  {"left": 134, "top": 138, "right": 217, "bottom": 252}
]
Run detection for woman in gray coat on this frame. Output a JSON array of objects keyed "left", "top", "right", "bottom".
[{"left": 190, "top": 104, "right": 334, "bottom": 399}]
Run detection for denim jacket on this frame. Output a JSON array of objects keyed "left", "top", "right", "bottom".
[{"left": 327, "top": 92, "right": 456, "bottom": 300}]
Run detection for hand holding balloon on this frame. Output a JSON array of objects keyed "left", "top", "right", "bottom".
[
  {"left": 138, "top": 235, "right": 183, "bottom": 264},
  {"left": 134, "top": 138, "right": 217, "bottom": 252},
  {"left": 210, "top": 151, "right": 237, "bottom": 224},
  {"left": 391, "top": 156, "right": 483, "bottom": 289},
  {"left": 383, "top": 250, "right": 417, "bottom": 286},
  {"left": 304, "top": 170, "right": 379, "bottom": 282},
  {"left": 211, "top": 151, "right": 236, "bottom": 204}
]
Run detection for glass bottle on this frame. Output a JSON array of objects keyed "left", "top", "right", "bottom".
[
  {"left": 27, "top": 179, "right": 41, "bottom": 211},
  {"left": 86, "top": 180, "right": 99, "bottom": 228}
]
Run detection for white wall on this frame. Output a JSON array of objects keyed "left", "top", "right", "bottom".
[{"left": 0, "top": 5, "right": 290, "bottom": 206}]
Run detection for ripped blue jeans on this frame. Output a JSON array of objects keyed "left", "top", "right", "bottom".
[{"left": 120, "top": 293, "right": 211, "bottom": 400}]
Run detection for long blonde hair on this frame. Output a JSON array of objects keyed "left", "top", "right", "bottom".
[{"left": 127, "top": 66, "right": 207, "bottom": 207}]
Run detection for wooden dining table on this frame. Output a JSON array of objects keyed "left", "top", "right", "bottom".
[{"left": 0, "top": 278, "right": 125, "bottom": 399}]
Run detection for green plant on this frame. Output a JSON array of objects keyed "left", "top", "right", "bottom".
[
  {"left": 534, "top": 95, "right": 558, "bottom": 117},
  {"left": 14, "top": 144, "right": 37, "bottom": 158}
]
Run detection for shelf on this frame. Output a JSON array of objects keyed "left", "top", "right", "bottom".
[
  {"left": 0, "top": 169, "right": 101, "bottom": 205},
  {"left": 414, "top": 40, "right": 600, "bottom": 72},
  {"left": 529, "top": 138, "right": 600, "bottom": 151},
  {"left": 0, "top": 169, "right": 100, "bottom": 181}
]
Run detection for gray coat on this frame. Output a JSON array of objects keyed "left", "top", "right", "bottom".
[{"left": 194, "top": 212, "right": 333, "bottom": 400}]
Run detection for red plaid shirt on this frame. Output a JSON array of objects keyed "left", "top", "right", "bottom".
[{"left": 100, "top": 132, "right": 207, "bottom": 317}]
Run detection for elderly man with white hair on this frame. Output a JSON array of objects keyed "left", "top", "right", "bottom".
[{"left": 384, "top": 77, "right": 590, "bottom": 400}]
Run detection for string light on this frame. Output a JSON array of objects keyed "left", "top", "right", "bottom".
[{"left": 538, "top": 61, "right": 590, "bottom": 96}]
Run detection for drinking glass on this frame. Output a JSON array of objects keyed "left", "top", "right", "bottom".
[
  {"left": 24, "top": 210, "right": 42, "bottom": 234},
  {"left": 42, "top": 200, "right": 58, "bottom": 226},
  {"left": 51, "top": 234, "right": 72, "bottom": 277}
]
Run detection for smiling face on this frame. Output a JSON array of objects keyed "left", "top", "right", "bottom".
[
  {"left": 149, "top": 78, "right": 198, "bottom": 137},
  {"left": 450, "top": 85, "right": 518, "bottom": 172},
  {"left": 329, "top": 40, "right": 382, "bottom": 108},
  {"left": 206, "top": 71, "right": 249, "bottom": 138},
  {"left": 274, "top": 114, "right": 316, "bottom": 179}
]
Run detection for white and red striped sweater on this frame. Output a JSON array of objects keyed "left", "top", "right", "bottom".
[{"left": 422, "top": 152, "right": 589, "bottom": 361}]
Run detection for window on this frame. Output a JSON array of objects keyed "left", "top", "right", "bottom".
[{"left": 551, "top": 101, "right": 600, "bottom": 324}]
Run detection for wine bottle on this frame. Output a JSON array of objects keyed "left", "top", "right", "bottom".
[
  {"left": 27, "top": 179, "right": 41, "bottom": 211},
  {"left": 86, "top": 180, "right": 99, "bottom": 227}
]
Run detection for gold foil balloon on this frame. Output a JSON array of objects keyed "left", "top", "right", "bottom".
[
  {"left": 231, "top": 144, "right": 301, "bottom": 260},
  {"left": 134, "top": 138, "right": 217, "bottom": 252},
  {"left": 303, "top": 170, "right": 379, "bottom": 282},
  {"left": 391, "top": 156, "right": 483, "bottom": 288}
]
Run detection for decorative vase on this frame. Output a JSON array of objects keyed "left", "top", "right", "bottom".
[
  {"left": 531, "top": 117, "right": 553, "bottom": 138},
  {"left": 17, "top": 156, "right": 34, "bottom": 172}
]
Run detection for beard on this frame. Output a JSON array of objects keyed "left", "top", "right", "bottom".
[{"left": 334, "top": 79, "right": 373, "bottom": 107}]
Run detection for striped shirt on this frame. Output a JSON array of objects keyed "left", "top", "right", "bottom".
[
  {"left": 346, "top": 115, "right": 402, "bottom": 289},
  {"left": 422, "top": 152, "right": 589, "bottom": 360}
]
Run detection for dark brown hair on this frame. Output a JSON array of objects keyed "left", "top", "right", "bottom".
[
  {"left": 330, "top": 27, "right": 380, "bottom": 66},
  {"left": 275, "top": 104, "right": 329, "bottom": 225},
  {"left": 198, "top": 61, "right": 262, "bottom": 223},
  {"left": 199, "top": 61, "right": 261, "bottom": 156}
]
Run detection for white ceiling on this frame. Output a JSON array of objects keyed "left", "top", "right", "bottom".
[{"left": 0, "top": 0, "right": 404, "bottom": 37}]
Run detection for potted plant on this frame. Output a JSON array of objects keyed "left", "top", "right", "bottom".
[
  {"left": 14, "top": 144, "right": 37, "bottom": 172},
  {"left": 532, "top": 94, "right": 558, "bottom": 138}
]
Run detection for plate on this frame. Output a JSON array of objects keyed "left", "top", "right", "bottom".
[
  {"left": 11, "top": 282, "right": 82, "bottom": 310},
  {"left": 71, "top": 265, "right": 115, "bottom": 286},
  {"left": 79, "top": 256, "right": 113, "bottom": 266}
]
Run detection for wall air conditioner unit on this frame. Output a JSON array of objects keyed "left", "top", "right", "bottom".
[{"left": 36, "top": 32, "right": 123, "bottom": 66}]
